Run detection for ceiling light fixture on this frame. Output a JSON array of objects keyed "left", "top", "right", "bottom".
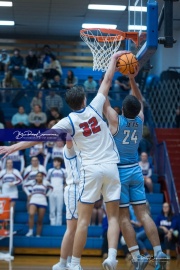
[
  {"left": 0, "top": 1, "right": 13, "bottom": 7},
  {"left": 82, "top": 23, "right": 117, "bottom": 29},
  {"left": 128, "top": 6, "right": 147, "bottom": 12},
  {"left": 0, "top": 20, "right": 14, "bottom": 25},
  {"left": 128, "top": 25, "right": 147, "bottom": 30},
  {"left": 88, "top": 4, "right": 126, "bottom": 11}
]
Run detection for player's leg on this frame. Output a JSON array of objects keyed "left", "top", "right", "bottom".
[
  {"left": 56, "top": 191, "right": 63, "bottom": 225},
  {"left": 70, "top": 202, "right": 94, "bottom": 269},
  {"left": 26, "top": 204, "right": 37, "bottom": 237},
  {"left": 53, "top": 184, "right": 78, "bottom": 270},
  {"left": 101, "top": 164, "right": 121, "bottom": 270},
  {"left": 118, "top": 166, "right": 148, "bottom": 269},
  {"left": 10, "top": 200, "right": 16, "bottom": 209},
  {"left": 36, "top": 206, "right": 46, "bottom": 236},
  {"left": 70, "top": 165, "right": 103, "bottom": 270},
  {"left": 131, "top": 166, "right": 168, "bottom": 269},
  {"left": 49, "top": 192, "right": 56, "bottom": 225}
]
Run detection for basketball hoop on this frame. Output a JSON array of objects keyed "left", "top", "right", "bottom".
[{"left": 80, "top": 28, "right": 139, "bottom": 72}]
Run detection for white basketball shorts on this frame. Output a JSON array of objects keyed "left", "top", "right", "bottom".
[
  {"left": 78, "top": 163, "right": 121, "bottom": 203},
  {"left": 64, "top": 184, "right": 79, "bottom": 220}
]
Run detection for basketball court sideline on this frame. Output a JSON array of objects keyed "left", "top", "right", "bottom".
[{"left": 0, "top": 256, "right": 179, "bottom": 270}]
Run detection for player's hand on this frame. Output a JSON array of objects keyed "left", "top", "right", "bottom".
[
  {"left": 0, "top": 146, "right": 15, "bottom": 159},
  {"left": 127, "top": 64, "right": 139, "bottom": 78},
  {"left": 112, "top": 50, "right": 131, "bottom": 61}
]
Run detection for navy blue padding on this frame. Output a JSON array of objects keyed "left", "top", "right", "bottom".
[
  {"left": 146, "top": 193, "right": 163, "bottom": 204},
  {"left": 153, "top": 183, "right": 160, "bottom": 193},
  {"left": 150, "top": 204, "right": 163, "bottom": 215},
  {"left": 152, "top": 174, "right": 158, "bottom": 183}
]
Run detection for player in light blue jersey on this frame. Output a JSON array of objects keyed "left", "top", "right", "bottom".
[{"left": 103, "top": 67, "right": 168, "bottom": 270}]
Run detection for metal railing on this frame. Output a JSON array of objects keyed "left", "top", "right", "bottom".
[{"left": 156, "top": 141, "right": 180, "bottom": 214}]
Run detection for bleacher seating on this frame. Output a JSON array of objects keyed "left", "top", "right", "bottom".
[{"left": 0, "top": 173, "right": 165, "bottom": 254}]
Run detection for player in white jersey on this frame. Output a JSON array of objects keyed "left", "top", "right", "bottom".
[
  {"left": 0, "top": 51, "right": 127, "bottom": 270},
  {"left": 103, "top": 68, "right": 168, "bottom": 270},
  {"left": 53, "top": 138, "right": 80, "bottom": 270},
  {"left": 46, "top": 157, "right": 66, "bottom": 225},
  {"left": 23, "top": 156, "right": 46, "bottom": 200},
  {"left": 0, "top": 159, "right": 22, "bottom": 208},
  {"left": 24, "top": 172, "right": 53, "bottom": 237},
  {"left": 2, "top": 149, "right": 25, "bottom": 174}
]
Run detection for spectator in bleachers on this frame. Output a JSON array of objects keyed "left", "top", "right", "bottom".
[
  {"left": 23, "top": 156, "right": 46, "bottom": 197},
  {"left": 43, "top": 54, "right": 63, "bottom": 80},
  {"left": 51, "top": 75, "right": 64, "bottom": 90},
  {"left": 28, "top": 105, "right": 47, "bottom": 128},
  {"left": 30, "top": 91, "right": 43, "bottom": 110},
  {"left": 155, "top": 202, "right": 175, "bottom": 258},
  {"left": 2, "top": 142, "right": 25, "bottom": 174},
  {"left": 165, "top": 214, "right": 180, "bottom": 259},
  {"left": 139, "top": 152, "right": 153, "bottom": 193},
  {"left": 25, "top": 49, "right": 38, "bottom": 78},
  {"left": 38, "top": 76, "right": 51, "bottom": 90},
  {"left": 9, "top": 48, "right": 25, "bottom": 75},
  {"left": 47, "top": 107, "right": 62, "bottom": 124},
  {"left": 42, "top": 44, "right": 52, "bottom": 65},
  {"left": 84, "top": 76, "right": 97, "bottom": 98},
  {"left": 46, "top": 157, "right": 66, "bottom": 225},
  {"left": 138, "top": 125, "right": 153, "bottom": 155},
  {"left": 24, "top": 172, "right": 52, "bottom": 237},
  {"left": 0, "top": 49, "right": 10, "bottom": 72},
  {"left": 2, "top": 71, "right": 21, "bottom": 88},
  {"left": 91, "top": 197, "right": 103, "bottom": 226},
  {"left": 22, "top": 72, "right": 37, "bottom": 89},
  {"left": 175, "top": 106, "right": 180, "bottom": 128},
  {"left": 64, "top": 70, "right": 78, "bottom": 90},
  {"left": 44, "top": 140, "right": 64, "bottom": 169},
  {"left": 0, "top": 159, "right": 22, "bottom": 208},
  {"left": 1, "top": 71, "right": 21, "bottom": 102},
  {"left": 45, "top": 90, "right": 63, "bottom": 115},
  {"left": 11, "top": 106, "right": 29, "bottom": 128},
  {"left": 29, "top": 143, "right": 46, "bottom": 165},
  {"left": 114, "top": 75, "right": 131, "bottom": 100}
]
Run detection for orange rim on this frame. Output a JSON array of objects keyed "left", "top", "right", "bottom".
[{"left": 80, "top": 28, "right": 141, "bottom": 46}]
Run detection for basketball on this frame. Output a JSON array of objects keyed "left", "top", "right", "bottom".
[{"left": 116, "top": 52, "right": 138, "bottom": 75}]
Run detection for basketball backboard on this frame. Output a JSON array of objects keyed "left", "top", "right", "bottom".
[{"left": 127, "top": 0, "right": 158, "bottom": 68}]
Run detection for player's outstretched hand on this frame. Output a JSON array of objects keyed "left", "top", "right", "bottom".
[
  {"left": 112, "top": 50, "right": 130, "bottom": 61},
  {"left": 0, "top": 146, "right": 14, "bottom": 159},
  {"left": 127, "top": 64, "right": 139, "bottom": 78}
]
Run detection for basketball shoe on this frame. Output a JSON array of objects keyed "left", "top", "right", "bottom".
[
  {"left": 131, "top": 255, "right": 148, "bottom": 270},
  {"left": 155, "top": 251, "right": 169, "bottom": 270},
  {"left": 102, "top": 257, "right": 118, "bottom": 270},
  {"left": 52, "top": 262, "right": 66, "bottom": 270}
]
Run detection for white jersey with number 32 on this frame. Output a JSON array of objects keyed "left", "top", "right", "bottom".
[{"left": 53, "top": 94, "right": 119, "bottom": 166}]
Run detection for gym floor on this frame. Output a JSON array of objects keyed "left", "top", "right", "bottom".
[{"left": 0, "top": 256, "right": 179, "bottom": 270}]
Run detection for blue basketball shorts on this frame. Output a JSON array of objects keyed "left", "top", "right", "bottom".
[{"left": 118, "top": 164, "right": 146, "bottom": 207}]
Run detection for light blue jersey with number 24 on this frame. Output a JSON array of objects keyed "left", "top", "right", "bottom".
[{"left": 113, "top": 115, "right": 143, "bottom": 165}]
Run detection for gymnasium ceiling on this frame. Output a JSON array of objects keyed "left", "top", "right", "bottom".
[{"left": 0, "top": 0, "right": 180, "bottom": 39}]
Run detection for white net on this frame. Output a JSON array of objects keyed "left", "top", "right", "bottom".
[{"left": 80, "top": 29, "right": 123, "bottom": 72}]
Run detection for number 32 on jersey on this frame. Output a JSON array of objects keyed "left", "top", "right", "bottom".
[
  {"left": 122, "top": 130, "right": 138, "bottom": 144},
  {"left": 79, "top": 117, "right": 101, "bottom": 137}
]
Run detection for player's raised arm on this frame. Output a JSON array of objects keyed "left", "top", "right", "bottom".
[
  {"left": 103, "top": 98, "right": 118, "bottom": 135},
  {"left": 98, "top": 51, "right": 129, "bottom": 97},
  {"left": 128, "top": 66, "right": 144, "bottom": 120},
  {"left": 128, "top": 66, "right": 143, "bottom": 108}
]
